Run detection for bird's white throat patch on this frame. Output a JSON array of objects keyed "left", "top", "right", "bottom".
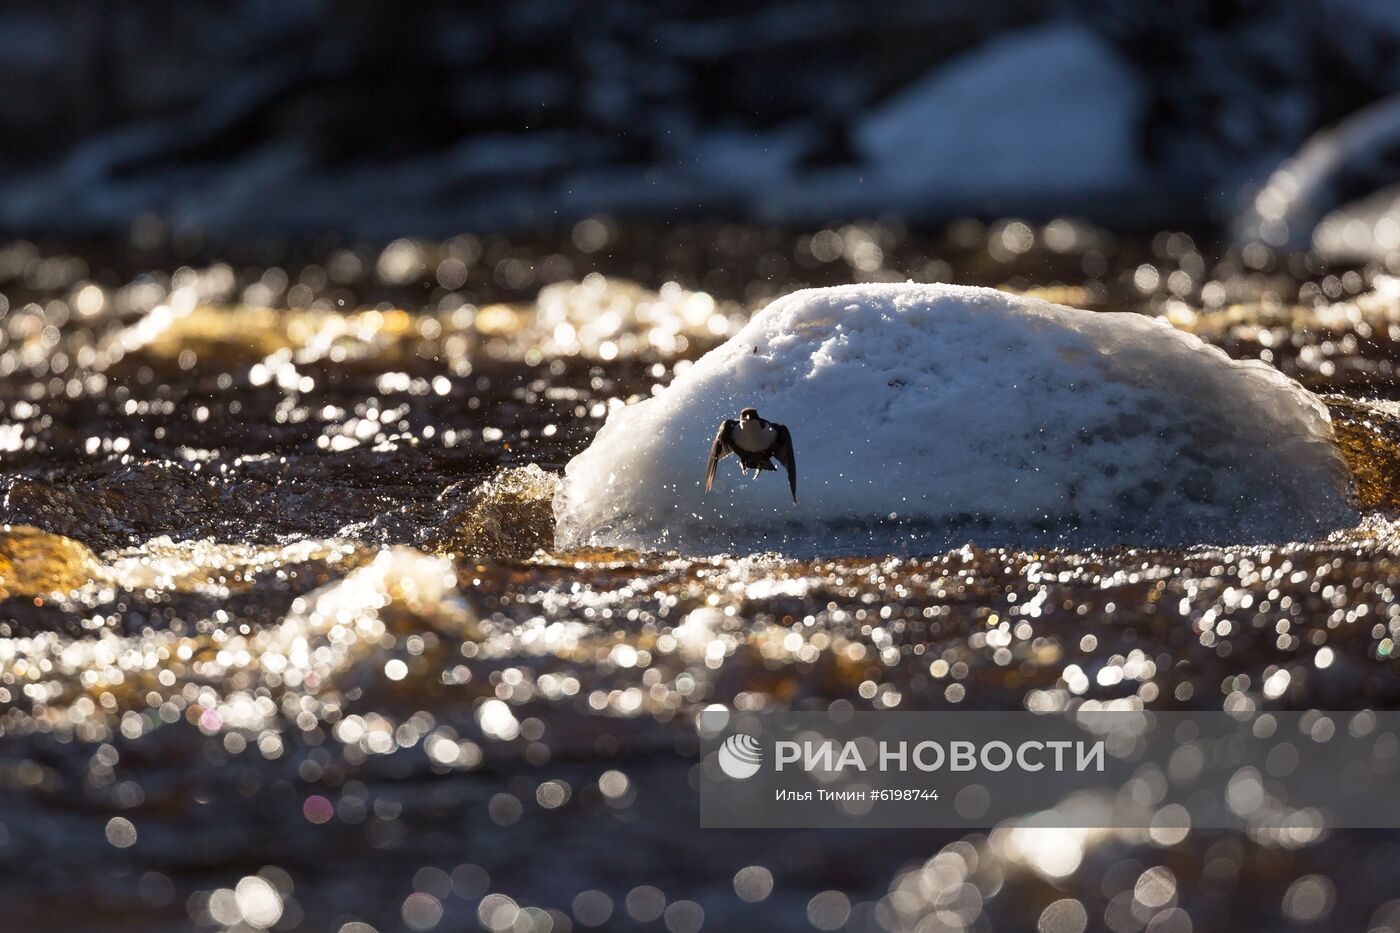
[{"left": 734, "top": 421, "right": 776, "bottom": 453}]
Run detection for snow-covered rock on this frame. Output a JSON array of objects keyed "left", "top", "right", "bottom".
[
  {"left": 554, "top": 284, "right": 1356, "bottom": 554},
  {"left": 855, "top": 24, "right": 1146, "bottom": 196}
]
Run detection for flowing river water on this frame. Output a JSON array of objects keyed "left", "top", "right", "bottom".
[{"left": 3, "top": 223, "right": 1400, "bottom": 931}]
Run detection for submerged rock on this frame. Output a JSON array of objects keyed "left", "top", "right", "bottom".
[
  {"left": 0, "top": 525, "right": 100, "bottom": 598},
  {"left": 555, "top": 283, "right": 1357, "bottom": 554}
]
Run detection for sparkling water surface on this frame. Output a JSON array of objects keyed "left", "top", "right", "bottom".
[{"left": 3, "top": 223, "right": 1400, "bottom": 931}]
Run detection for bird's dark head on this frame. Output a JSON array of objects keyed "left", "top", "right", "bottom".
[{"left": 739, "top": 407, "right": 759, "bottom": 422}]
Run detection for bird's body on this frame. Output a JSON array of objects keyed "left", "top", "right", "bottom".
[
  {"left": 705, "top": 407, "right": 797, "bottom": 502},
  {"left": 731, "top": 419, "right": 777, "bottom": 454}
]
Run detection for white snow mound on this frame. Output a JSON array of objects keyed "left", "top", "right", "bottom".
[{"left": 554, "top": 284, "right": 1356, "bottom": 554}]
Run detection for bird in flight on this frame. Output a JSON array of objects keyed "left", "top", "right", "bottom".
[{"left": 705, "top": 407, "right": 797, "bottom": 503}]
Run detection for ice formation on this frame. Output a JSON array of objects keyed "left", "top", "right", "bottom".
[{"left": 554, "top": 284, "right": 1356, "bottom": 554}]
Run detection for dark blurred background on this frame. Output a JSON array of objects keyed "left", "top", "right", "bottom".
[{"left": 2, "top": 0, "right": 1399, "bottom": 246}]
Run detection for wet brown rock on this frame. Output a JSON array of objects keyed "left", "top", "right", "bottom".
[
  {"left": 121, "top": 304, "right": 427, "bottom": 369},
  {"left": 0, "top": 525, "right": 100, "bottom": 598}
]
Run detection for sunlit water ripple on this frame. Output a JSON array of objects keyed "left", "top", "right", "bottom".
[{"left": 3, "top": 227, "right": 1400, "bottom": 930}]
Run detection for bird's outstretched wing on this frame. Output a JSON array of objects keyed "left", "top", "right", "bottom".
[
  {"left": 705, "top": 420, "right": 737, "bottom": 492},
  {"left": 773, "top": 423, "right": 797, "bottom": 503}
]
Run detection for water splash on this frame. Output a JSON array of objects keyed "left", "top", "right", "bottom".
[{"left": 432, "top": 465, "right": 559, "bottom": 560}]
